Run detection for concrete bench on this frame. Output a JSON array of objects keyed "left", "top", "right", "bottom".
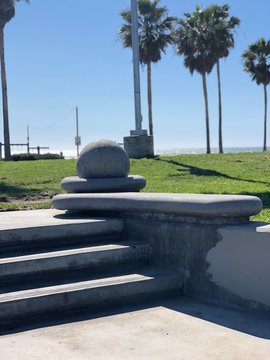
[{"left": 52, "top": 193, "right": 262, "bottom": 224}]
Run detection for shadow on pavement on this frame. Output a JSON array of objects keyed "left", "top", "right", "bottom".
[{"left": 1, "top": 296, "right": 269, "bottom": 339}]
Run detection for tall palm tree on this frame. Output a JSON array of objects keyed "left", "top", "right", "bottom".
[
  {"left": 206, "top": 5, "right": 240, "bottom": 153},
  {"left": 0, "top": 0, "right": 29, "bottom": 161},
  {"left": 119, "top": 0, "right": 175, "bottom": 136},
  {"left": 242, "top": 38, "right": 270, "bottom": 152},
  {"left": 174, "top": 6, "right": 216, "bottom": 154}
]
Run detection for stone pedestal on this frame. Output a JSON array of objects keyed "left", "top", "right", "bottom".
[
  {"left": 124, "top": 135, "right": 154, "bottom": 159},
  {"left": 57, "top": 139, "right": 147, "bottom": 194}
]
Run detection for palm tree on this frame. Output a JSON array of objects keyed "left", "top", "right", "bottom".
[
  {"left": 174, "top": 6, "right": 216, "bottom": 154},
  {"left": 206, "top": 5, "right": 240, "bottom": 153},
  {"left": 0, "top": 0, "right": 29, "bottom": 161},
  {"left": 119, "top": 0, "right": 175, "bottom": 136},
  {"left": 242, "top": 38, "right": 270, "bottom": 152}
]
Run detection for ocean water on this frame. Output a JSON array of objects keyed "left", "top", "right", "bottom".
[
  {"left": 156, "top": 147, "right": 266, "bottom": 155},
  {"left": 54, "top": 146, "right": 267, "bottom": 158},
  {"left": 6, "top": 146, "right": 266, "bottom": 159}
]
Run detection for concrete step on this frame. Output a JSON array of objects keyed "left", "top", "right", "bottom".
[
  {"left": 0, "top": 210, "right": 183, "bottom": 327},
  {"left": 0, "top": 268, "right": 183, "bottom": 322},
  {"left": 0, "top": 210, "right": 124, "bottom": 250},
  {"left": 0, "top": 234, "right": 127, "bottom": 259},
  {"left": 0, "top": 236, "right": 124, "bottom": 258},
  {"left": 0, "top": 240, "right": 151, "bottom": 283}
]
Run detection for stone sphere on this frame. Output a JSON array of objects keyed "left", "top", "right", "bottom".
[{"left": 77, "top": 139, "right": 130, "bottom": 179}]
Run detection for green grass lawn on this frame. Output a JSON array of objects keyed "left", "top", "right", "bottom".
[{"left": 1, "top": 152, "right": 270, "bottom": 222}]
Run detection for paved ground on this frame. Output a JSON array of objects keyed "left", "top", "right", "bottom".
[
  {"left": 0, "top": 296, "right": 269, "bottom": 360},
  {"left": 0, "top": 209, "right": 108, "bottom": 230}
]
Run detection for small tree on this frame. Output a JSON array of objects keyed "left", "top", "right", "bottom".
[
  {"left": 119, "top": 0, "right": 175, "bottom": 136},
  {"left": 174, "top": 6, "right": 216, "bottom": 154},
  {"left": 242, "top": 38, "right": 270, "bottom": 151},
  {"left": 0, "top": 0, "right": 30, "bottom": 160}
]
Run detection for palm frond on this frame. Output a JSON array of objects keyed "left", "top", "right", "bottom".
[
  {"left": 0, "top": 0, "right": 29, "bottom": 27},
  {"left": 119, "top": 0, "right": 174, "bottom": 65},
  {"left": 242, "top": 38, "right": 270, "bottom": 86}
]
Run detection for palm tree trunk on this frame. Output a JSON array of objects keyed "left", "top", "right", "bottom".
[
  {"left": 263, "top": 84, "right": 268, "bottom": 151},
  {"left": 0, "top": 26, "right": 11, "bottom": 161},
  {"left": 202, "top": 73, "right": 211, "bottom": 154},
  {"left": 147, "top": 62, "right": 153, "bottom": 136},
  {"left": 217, "top": 59, "right": 223, "bottom": 154}
]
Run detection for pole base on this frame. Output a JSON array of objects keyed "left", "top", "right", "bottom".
[
  {"left": 130, "top": 129, "right": 148, "bottom": 136},
  {"left": 124, "top": 135, "right": 154, "bottom": 159}
]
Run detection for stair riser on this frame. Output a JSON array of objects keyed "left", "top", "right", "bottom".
[
  {"left": 0, "top": 277, "right": 183, "bottom": 321},
  {"left": 0, "top": 246, "right": 151, "bottom": 282},
  {"left": 0, "top": 234, "right": 123, "bottom": 256}
]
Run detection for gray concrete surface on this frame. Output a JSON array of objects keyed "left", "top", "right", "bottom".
[
  {"left": 0, "top": 240, "right": 151, "bottom": 279},
  {"left": 52, "top": 192, "right": 262, "bottom": 219},
  {"left": 0, "top": 296, "right": 269, "bottom": 360},
  {"left": 2, "top": 208, "right": 269, "bottom": 314},
  {"left": 124, "top": 135, "right": 154, "bottom": 158},
  {"left": 208, "top": 222, "right": 270, "bottom": 308},
  {"left": 124, "top": 216, "right": 270, "bottom": 314},
  {"left": 77, "top": 139, "right": 130, "bottom": 178},
  {"left": 61, "top": 175, "right": 146, "bottom": 193},
  {"left": 0, "top": 209, "right": 123, "bottom": 245},
  {"left": 0, "top": 209, "right": 118, "bottom": 231},
  {"left": 0, "top": 269, "right": 182, "bottom": 321},
  {"left": 0, "top": 210, "right": 181, "bottom": 322}
]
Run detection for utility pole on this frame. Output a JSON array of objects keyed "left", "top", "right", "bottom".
[
  {"left": 27, "top": 125, "right": 30, "bottom": 153},
  {"left": 130, "top": 0, "right": 147, "bottom": 136},
  {"left": 75, "top": 107, "right": 81, "bottom": 157}
]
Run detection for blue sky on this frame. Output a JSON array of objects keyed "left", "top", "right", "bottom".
[{"left": 2, "top": 0, "right": 270, "bottom": 154}]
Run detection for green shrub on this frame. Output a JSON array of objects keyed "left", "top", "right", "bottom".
[
  {"left": 11, "top": 153, "right": 64, "bottom": 161},
  {"left": 11, "top": 153, "right": 38, "bottom": 161},
  {"left": 40, "top": 153, "right": 64, "bottom": 160}
]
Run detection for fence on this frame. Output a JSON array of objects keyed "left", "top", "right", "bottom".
[{"left": 0, "top": 142, "right": 49, "bottom": 160}]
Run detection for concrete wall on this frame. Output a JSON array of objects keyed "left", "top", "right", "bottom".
[
  {"left": 207, "top": 223, "right": 270, "bottom": 311},
  {"left": 52, "top": 191, "right": 269, "bottom": 314},
  {"left": 123, "top": 135, "right": 154, "bottom": 158},
  {"left": 123, "top": 217, "right": 270, "bottom": 314}
]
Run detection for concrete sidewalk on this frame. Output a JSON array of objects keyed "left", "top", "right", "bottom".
[{"left": 0, "top": 296, "right": 269, "bottom": 360}]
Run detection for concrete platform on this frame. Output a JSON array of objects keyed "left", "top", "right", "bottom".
[
  {"left": 0, "top": 209, "right": 122, "bottom": 231},
  {"left": 52, "top": 193, "right": 262, "bottom": 220},
  {"left": 0, "top": 209, "right": 123, "bottom": 245},
  {"left": 1, "top": 209, "right": 269, "bottom": 359},
  {"left": 0, "top": 296, "right": 269, "bottom": 360}
]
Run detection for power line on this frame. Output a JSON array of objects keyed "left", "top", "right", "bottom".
[{"left": 30, "top": 107, "right": 75, "bottom": 131}]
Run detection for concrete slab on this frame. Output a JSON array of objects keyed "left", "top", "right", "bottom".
[
  {"left": 0, "top": 296, "right": 269, "bottom": 360},
  {"left": 52, "top": 193, "right": 262, "bottom": 218},
  {"left": 0, "top": 209, "right": 114, "bottom": 231},
  {"left": 0, "top": 209, "right": 124, "bottom": 245}
]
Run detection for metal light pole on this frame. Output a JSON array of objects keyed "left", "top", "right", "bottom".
[
  {"left": 130, "top": 0, "right": 147, "bottom": 136},
  {"left": 124, "top": 0, "right": 153, "bottom": 159}
]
